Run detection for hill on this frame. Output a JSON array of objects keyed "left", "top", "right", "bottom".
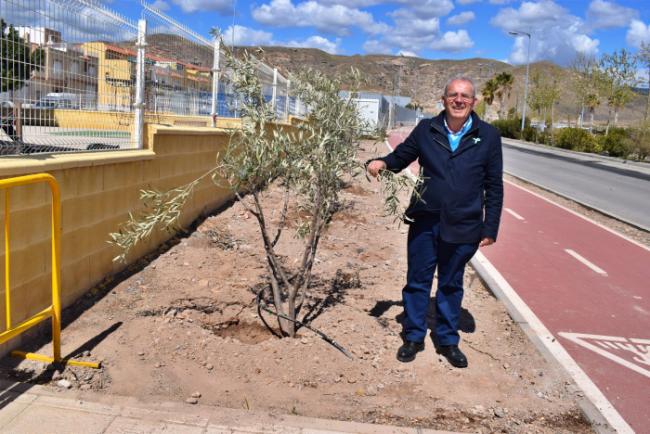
[{"left": 141, "top": 35, "right": 647, "bottom": 125}]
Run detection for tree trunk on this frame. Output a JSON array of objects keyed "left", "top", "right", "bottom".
[
  {"left": 589, "top": 111, "right": 594, "bottom": 133},
  {"left": 614, "top": 109, "right": 619, "bottom": 128},
  {"left": 606, "top": 107, "right": 612, "bottom": 135},
  {"left": 643, "top": 71, "right": 650, "bottom": 122},
  {"left": 579, "top": 103, "right": 585, "bottom": 128}
]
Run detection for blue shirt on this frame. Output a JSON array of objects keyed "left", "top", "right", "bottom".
[{"left": 444, "top": 116, "right": 473, "bottom": 152}]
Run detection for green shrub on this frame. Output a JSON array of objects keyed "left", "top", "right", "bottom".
[
  {"left": 491, "top": 118, "right": 530, "bottom": 140},
  {"left": 597, "top": 128, "right": 631, "bottom": 158},
  {"left": 556, "top": 128, "right": 598, "bottom": 152},
  {"left": 625, "top": 123, "right": 650, "bottom": 161}
]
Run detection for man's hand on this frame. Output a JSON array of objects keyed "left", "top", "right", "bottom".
[
  {"left": 367, "top": 160, "right": 387, "bottom": 178},
  {"left": 479, "top": 237, "right": 495, "bottom": 247}
]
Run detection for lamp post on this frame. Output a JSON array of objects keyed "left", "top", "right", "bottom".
[{"left": 508, "top": 30, "right": 531, "bottom": 134}]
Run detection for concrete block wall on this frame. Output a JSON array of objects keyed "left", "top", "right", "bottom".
[{"left": 0, "top": 124, "right": 239, "bottom": 356}]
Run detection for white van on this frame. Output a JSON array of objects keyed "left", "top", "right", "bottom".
[{"left": 34, "top": 93, "right": 80, "bottom": 109}]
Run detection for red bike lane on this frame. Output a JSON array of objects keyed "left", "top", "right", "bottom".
[{"left": 386, "top": 130, "right": 650, "bottom": 432}]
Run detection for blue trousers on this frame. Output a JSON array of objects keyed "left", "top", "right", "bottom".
[{"left": 402, "top": 219, "right": 478, "bottom": 345}]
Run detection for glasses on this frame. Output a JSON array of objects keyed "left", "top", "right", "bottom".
[{"left": 445, "top": 92, "right": 475, "bottom": 102}]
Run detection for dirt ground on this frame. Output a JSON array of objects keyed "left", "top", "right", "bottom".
[{"left": 1, "top": 142, "right": 594, "bottom": 433}]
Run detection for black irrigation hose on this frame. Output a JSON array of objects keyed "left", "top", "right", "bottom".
[{"left": 255, "top": 288, "right": 353, "bottom": 359}]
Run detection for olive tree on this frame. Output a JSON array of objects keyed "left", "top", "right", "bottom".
[{"left": 110, "top": 45, "right": 416, "bottom": 339}]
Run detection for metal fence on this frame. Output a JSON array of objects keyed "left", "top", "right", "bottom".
[{"left": 0, "top": 0, "right": 305, "bottom": 156}]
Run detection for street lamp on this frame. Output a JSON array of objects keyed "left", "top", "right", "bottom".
[{"left": 508, "top": 30, "right": 531, "bottom": 134}]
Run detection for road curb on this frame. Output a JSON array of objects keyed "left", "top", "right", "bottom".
[{"left": 469, "top": 251, "right": 631, "bottom": 434}]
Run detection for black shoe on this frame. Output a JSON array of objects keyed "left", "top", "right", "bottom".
[
  {"left": 397, "top": 340, "right": 424, "bottom": 362},
  {"left": 437, "top": 345, "right": 468, "bottom": 368}
]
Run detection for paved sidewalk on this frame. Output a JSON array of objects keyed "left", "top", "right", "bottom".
[{"left": 0, "top": 379, "right": 458, "bottom": 434}]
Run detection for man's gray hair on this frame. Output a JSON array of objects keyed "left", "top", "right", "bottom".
[{"left": 443, "top": 76, "right": 476, "bottom": 98}]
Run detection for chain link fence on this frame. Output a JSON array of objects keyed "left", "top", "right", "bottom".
[
  {"left": 1, "top": 0, "right": 139, "bottom": 154},
  {"left": 0, "top": 0, "right": 305, "bottom": 157}
]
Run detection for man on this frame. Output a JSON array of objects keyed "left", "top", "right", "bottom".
[{"left": 367, "top": 77, "right": 503, "bottom": 368}]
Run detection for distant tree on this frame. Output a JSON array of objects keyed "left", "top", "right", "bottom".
[
  {"left": 528, "top": 71, "right": 560, "bottom": 131},
  {"left": 571, "top": 53, "right": 596, "bottom": 127},
  {"left": 0, "top": 20, "right": 41, "bottom": 93},
  {"left": 481, "top": 78, "right": 498, "bottom": 118},
  {"left": 600, "top": 49, "right": 638, "bottom": 134},
  {"left": 638, "top": 42, "right": 650, "bottom": 122},
  {"left": 571, "top": 53, "right": 607, "bottom": 132},
  {"left": 494, "top": 71, "right": 514, "bottom": 120}
]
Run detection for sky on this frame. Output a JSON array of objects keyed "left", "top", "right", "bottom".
[{"left": 102, "top": 0, "right": 650, "bottom": 68}]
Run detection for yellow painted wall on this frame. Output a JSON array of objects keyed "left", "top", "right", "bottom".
[
  {"left": 51, "top": 110, "right": 242, "bottom": 132},
  {"left": 0, "top": 124, "right": 235, "bottom": 356}
]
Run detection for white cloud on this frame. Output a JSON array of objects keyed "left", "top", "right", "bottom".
[
  {"left": 398, "top": 50, "right": 419, "bottom": 57},
  {"left": 287, "top": 35, "right": 341, "bottom": 54},
  {"left": 317, "top": 0, "right": 382, "bottom": 5},
  {"left": 392, "top": 0, "right": 454, "bottom": 20},
  {"left": 170, "top": 0, "right": 232, "bottom": 13},
  {"left": 586, "top": 0, "right": 638, "bottom": 30},
  {"left": 252, "top": 0, "right": 388, "bottom": 36},
  {"left": 626, "top": 20, "right": 650, "bottom": 48},
  {"left": 490, "top": 0, "right": 515, "bottom": 4},
  {"left": 458, "top": 0, "right": 481, "bottom": 4},
  {"left": 491, "top": 0, "right": 600, "bottom": 65},
  {"left": 430, "top": 30, "right": 474, "bottom": 51},
  {"left": 447, "top": 11, "right": 475, "bottom": 26},
  {"left": 361, "top": 1, "right": 475, "bottom": 55},
  {"left": 150, "top": 0, "right": 170, "bottom": 11},
  {"left": 222, "top": 25, "right": 274, "bottom": 46}
]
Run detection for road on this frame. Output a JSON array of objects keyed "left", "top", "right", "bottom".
[
  {"left": 502, "top": 139, "right": 650, "bottom": 231},
  {"left": 386, "top": 129, "right": 650, "bottom": 433}
]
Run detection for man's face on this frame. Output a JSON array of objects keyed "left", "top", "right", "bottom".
[{"left": 442, "top": 80, "right": 476, "bottom": 123}]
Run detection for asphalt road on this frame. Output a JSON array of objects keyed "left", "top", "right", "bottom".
[{"left": 502, "top": 139, "right": 650, "bottom": 231}]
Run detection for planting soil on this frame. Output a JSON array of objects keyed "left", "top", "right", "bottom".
[{"left": 1, "top": 142, "right": 593, "bottom": 433}]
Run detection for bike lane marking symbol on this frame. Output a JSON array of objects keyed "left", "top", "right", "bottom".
[{"left": 559, "top": 332, "right": 650, "bottom": 378}]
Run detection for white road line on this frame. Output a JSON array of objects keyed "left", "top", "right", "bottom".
[
  {"left": 564, "top": 249, "right": 608, "bottom": 276},
  {"left": 471, "top": 251, "right": 633, "bottom": 434},
  {"left": 505, "top": 208, "right": 525, "bottom": 221}
]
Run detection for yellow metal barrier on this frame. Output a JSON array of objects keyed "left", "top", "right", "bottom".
[{"left": 0, "top": 173, "right": 99, "bottom": 369}]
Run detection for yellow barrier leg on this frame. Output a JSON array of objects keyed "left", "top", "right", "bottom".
[
  {"left": 50, "top": 177, "right": 62, "bottom": 363},
  {"left": 4, "top": 189, "right": 10, "bottom": 330},
  {"left": 11, "top": 351, "right": 101, "bottom": 369}
]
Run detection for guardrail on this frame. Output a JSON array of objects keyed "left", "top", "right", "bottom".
[{"left": 0, "top": 173, "right": 99, "bottom": 368}]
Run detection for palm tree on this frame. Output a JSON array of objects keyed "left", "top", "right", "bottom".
[
  {"left": 494, "top": 72, "right": 514, "bottom": 119},
  {"left": 481, "top": 78, "right": 498, "bottom": 118}
]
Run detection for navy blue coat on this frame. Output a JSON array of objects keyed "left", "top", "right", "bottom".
[{"left": 380, "top": 111, "right": 503, "bottom": 244}]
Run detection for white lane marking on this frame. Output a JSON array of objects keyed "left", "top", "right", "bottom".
[
  {"left": 564, "top": 249, "right": 608, "bottom": 276},
  {"left": 505, "top": 208, "right": 525, "bottom": 221},
  {"left": 559, "top": 333, "right": 650, "bottom": 379},
  {"left": 506, "top": 180, "right": 650, "bottom": 253},
  {"left": 471, "top": 251, "right": 634, "bottom": 434}
]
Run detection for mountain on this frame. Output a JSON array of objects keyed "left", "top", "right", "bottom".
[{"left": 141, "top": 35, "right": 647, "bottom": 125}]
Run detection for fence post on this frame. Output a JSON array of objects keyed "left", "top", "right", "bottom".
[
  {"left": 285, "top": 79, "right": 290, "bottom": 121},
  {"left": 134, "top": 19, "right": 147, "bottom": 149},
  {"left": 211, "top": 38, "right": 221, "bottom": 128},
  {"left": 271, "top": 67, "right": 278, "bottom": 115}
]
